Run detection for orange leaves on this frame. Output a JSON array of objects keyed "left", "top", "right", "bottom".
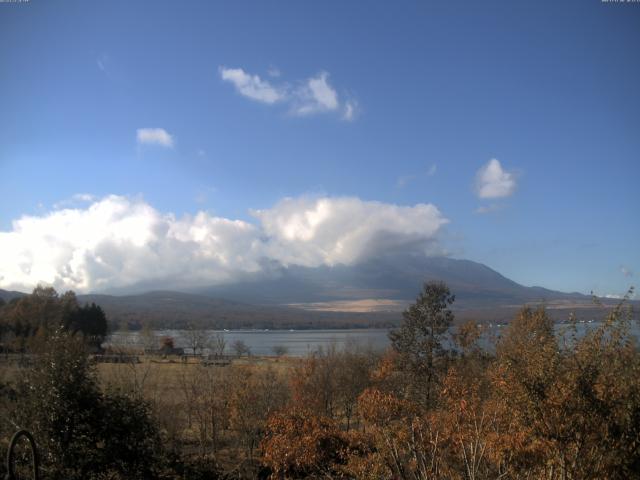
[
  {"left": 371, "top": 349, "right": 399, "bottom": 382},
  {"left": 261, "top": 407, "right": 366, "bottom": 479},
  {"left": 358, "top": 388, "right": 418, "bottom": 427}
]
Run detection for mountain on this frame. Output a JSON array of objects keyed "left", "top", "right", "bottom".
[
  {"left": 76, "top": 290, "right": 396, "bottom": 330},
  {"left": 2, "top": 255, "right": 633, "bottom": 328},
  {"left": 0, "top": 289, "right": 26, "bottom": 302},
  {"left": 198, "top": 254, "right": 589, "bottom": 307}
]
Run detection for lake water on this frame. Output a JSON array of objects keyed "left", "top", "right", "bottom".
[
  {"left": 107, "top": 328, "right": 390, "bottom": 357},
  {"left": 106, "top": 320, "right": 640, "bottom": 357}
]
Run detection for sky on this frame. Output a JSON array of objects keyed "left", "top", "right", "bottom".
[{"left": 1, "top": 0, "right": 639, "bottom": 297}]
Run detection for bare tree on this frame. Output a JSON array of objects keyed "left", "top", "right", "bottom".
[
  {"left": 185, "top": 323, "right": 207, "bottom": 356},
  {"left": 177, "top": 364, "right": 230, "bottom": 456},
  {"left": 140, "top": 323, "right": 158, "bottom": 355},
  {"left": 228, "top": 366, "right": 289, "bottom": 460},
  {"left": 207, "top": 332, "right": 227, "bottom": 358},
  {"left": 232, "top": 339, "right": 250, "bottom": 357}
]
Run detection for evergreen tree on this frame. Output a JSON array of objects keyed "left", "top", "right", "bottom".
[{"left": 389, "top": 280, "right": 455, "bottom": 407}]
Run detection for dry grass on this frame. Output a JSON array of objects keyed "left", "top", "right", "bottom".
[{"left": 96, "top": 354, "right": 295, "bottom": 399}]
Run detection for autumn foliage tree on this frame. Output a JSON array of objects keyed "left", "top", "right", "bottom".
[
  {"left": 0, "top": 286, "right": 107, "bottom": 351},
  {"left": 492, "top": 300, "right": 640, "bottom": 479},
  {"left": 261, "top": 407, "right": 368, "bottom": 479}
]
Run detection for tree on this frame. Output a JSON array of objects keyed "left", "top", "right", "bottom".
[
  {"left": 291, "top": 344, "right": 340, "bottom": 419},
  {"left": 64, "top": 302, "right": 108, "bottom": 350},
  {"left": 356, "top": 388, "right": 438, "bottom": 480},
  {"left": 185, "top": 323, "right": 207, "bottom": 356},
  {"left": 97, "top": 393, "right": 161, "bottom": 479},
  {"left": 389, "top": 281, "right": 455, "bottom": 407},
  {"left": 177, "top": 364, "right": 231, "bottom": 456},
  {"left": 493, "top": 302, "right": 640, "bottom": 479},
  {"left": 207, "top": 332, "right": 227, "bottom": 358},
  {"left": 229, "top": 367, "right": 289, "bottom": 461},
  {"left": 160, "top": 336, "right": 175, "bottom": 355},
  {"left": 272, "top": 345, "right": 288, "bottom": 357},
  {"left": 261, "top": 407, "right": 364, "bottom": 478},
  {"left": 335, "top": 341, "right": 376, "bottom": 430},
  {"left": 140, "top": 323, "right": 158, "bottom": 354},
  {"left": 232, "top": 339, "right": 250, "bottom": 357},
  {"left": 0, "top": 287, "right": 108, "bottom": 351},
  {"left": 14, "top": 328, "right": 162, "bottom": 479}
]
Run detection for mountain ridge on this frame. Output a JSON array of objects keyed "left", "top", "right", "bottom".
[{"left": 1, "top": 255, "right": 633, "bottom": 328}]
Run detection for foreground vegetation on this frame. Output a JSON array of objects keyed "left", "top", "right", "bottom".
[{"left": 0, "top": 283, "right": 638, "bottom": 479}]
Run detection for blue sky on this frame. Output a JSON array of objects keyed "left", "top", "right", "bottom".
[{"left": 0, "top": 0, "right": 638, "bottom": 296}]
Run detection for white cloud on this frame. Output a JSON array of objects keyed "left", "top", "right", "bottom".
[
  {"left": 73, "top": 193, "right": 96, "bottom": 202},
  {"left": 219, "top": 67, "right": 285, "bottom": 104},
  {"left": 220, "top": 66, "right": 357, "bottom": 120},
  {"left": 0, "top": 195, "right": 447, "bottom": 293},
  {"left": 342, "top": 100, "right": 358, "bottom": 121},
  {"left": 291, "top": 72, "right": 339, "bottom": 116},
  {"left": 53, "top": 193, "right": 97, "bottom": 210},
  {"left": 620, "top": 265, "right": 633, "bottom": 277},
  {"left": 0, "top": 196, "right": 262, "bottom": 293},
  {"left": 475, "top": 159, "right": 516, "bottom": 199},
  {"left": 253, "top": 197, "right": 447, "bottom": 267},
  {"left": 136, "top": 128, "right": 174, "bottom": 148},
  {"left": 475, "top": 204, "right": 504, "bottom": 215},
  {"left": 427, "top": 164, "right": 437, "bottom": 177}
]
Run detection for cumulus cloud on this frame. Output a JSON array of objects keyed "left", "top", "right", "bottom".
[
  {"left": 0, "top": 196, "right": 262, "bottom": 293},
  {"left": 219, "top": 66, "right": 356, "bottom": 120},
  {"left": 253, "top": 197, "right": 447, "bottom": 267},
  {"left": 219, "top": 67, "right": 285, "bottom": 104},
  {"left": 136, "top": 128, "right": 174, "bottom": 148},
  {"left": 0, "top": 195, "right": 447, "bottom": 293},
  {"left": 475, "top": 159, "right": 516, "bottom": 199},
  {"left": 291, "top": 72, "right": 339, "bottom": 116}
]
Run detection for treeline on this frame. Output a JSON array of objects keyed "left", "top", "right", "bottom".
[
  {"left": 258, "top": 283, "right": 639, "bottom": 479},
  {"left": 112, "top": 312, "right": 396, "bottom": 333},
  {"left": 0, "top": 286, "right": 108, "bottom": 351},
  {"left": 0, "top": 283, "right": 638, "bottom": 479},
  {"left": 94, "top": 305, "right": 397, "bottom": 332}
]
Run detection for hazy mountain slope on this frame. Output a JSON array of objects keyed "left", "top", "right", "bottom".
[
  {"left": 0, "top": 289, "right": 26, "bottom": 302},
  {"left": 199, "top": 254, "right": 588, "bottom": 307},
  {"left": 77, "top": 290, "right": 395, "bottom": 330}
]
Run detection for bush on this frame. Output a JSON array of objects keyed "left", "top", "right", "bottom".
[{"left": 14, "top": 328, "right": 162, "bottom": 479}]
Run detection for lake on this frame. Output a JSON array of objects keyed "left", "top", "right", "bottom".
[{"left": 106, "top": 320, "right": 640, "bottom": 357}]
